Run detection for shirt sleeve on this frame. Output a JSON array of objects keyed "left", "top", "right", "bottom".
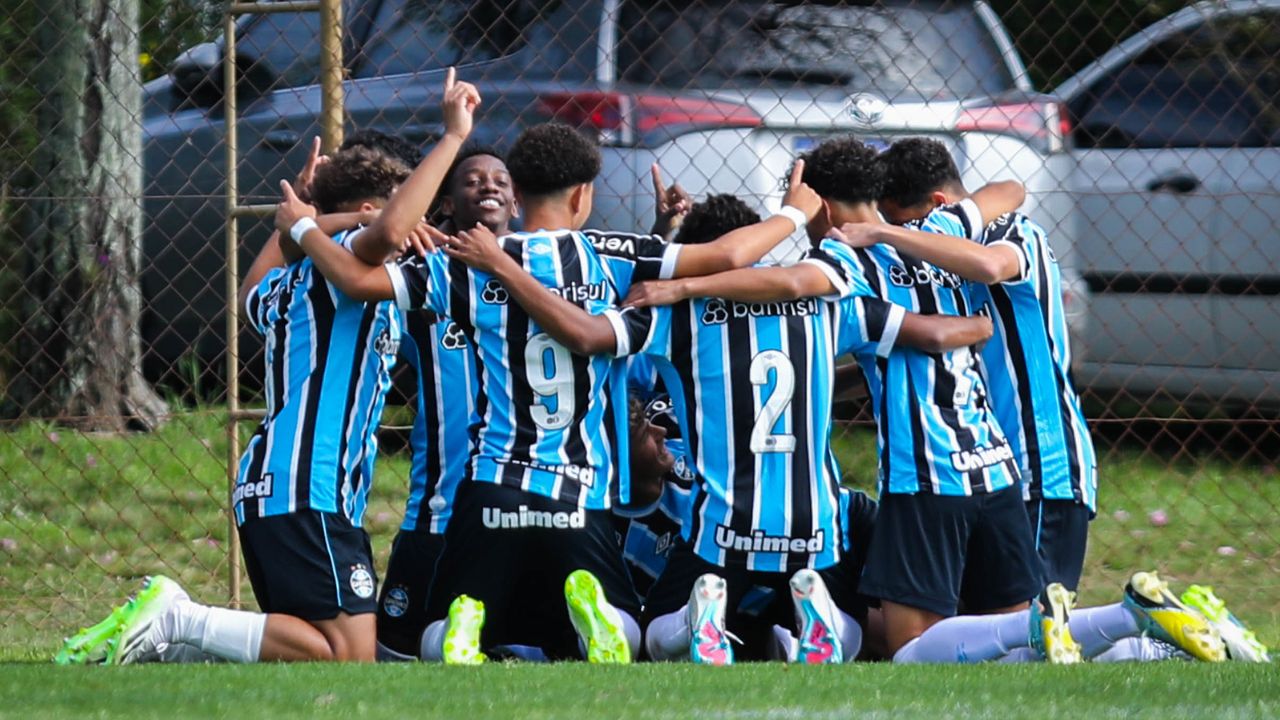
[
  {"left": 385, "top": 251, "right": 451, "bottom": 313},
  {"left": 918, "top": 200, "right": 983, "bottom": 241},
  {"left": 585, "top": 229, "right": 682, "bottom": 285},
  {"left": 978, "top": 213, "right": 1033, "bottom": 284},
  {"left": 244, "top": 266, "right": 289, "bottom": 337},
  {"left": 797, "top": 239, "right": 879, "bottom": 300},
  {"left": 836, "top": 296, "right": 906, "bottom": 359},
  {"left": 605, "top": 304, "right": 674, "bottom": 359}
]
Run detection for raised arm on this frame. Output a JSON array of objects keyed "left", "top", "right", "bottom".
[
  {"left": 350, "top": 68, "right": 481, "bottom": 264},
  {"left": 968, "top": 180, "right": 1025, "bottom": 225},
  {"left": 442, "top": 226, "right": 620, "bottom": 356},
  {"left": 624, "top": 261, "right": 840, "bottom": 308},
  {"left": 668, "top": 161, "right": 823, "bottom": 277},
  {"left": 275, "top": 180, "right": 398, "bottom": 302},
  {"left": 897, "top": 312, "right": 992, "bottom": 352},
  {"left": 838, "top": 222, "right": 1020, "bottom": 284}
]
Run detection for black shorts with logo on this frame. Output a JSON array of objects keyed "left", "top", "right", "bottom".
[
  {"left": 238, "top": 510, "right": 378, "bottom": 621},
  {"left": 424, "top": 481, "right": 640, "bottom": 660},
  {"left": 1025, "top": 499, "right": 1091, "bottom": 591},
  {"left": 860, "top": 484, "right": 1042, "bottom": 617},
  {"left": 376, "top": 528, "right": 447, "bottom": 656}
]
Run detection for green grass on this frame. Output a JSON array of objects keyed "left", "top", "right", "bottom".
[
  {"left": 0, "top": 663, "right": 1277, "bottom": 719},
  {"left": 1, "top": 412, "right": 1278, "bottom": 664}
]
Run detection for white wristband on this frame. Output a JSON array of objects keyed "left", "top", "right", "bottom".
[
  {"left": 289, "top": 216, "right": 319, "bottom": 244},
  {"left": 773, "top": 205, "right": 808, "bottom": 233}
]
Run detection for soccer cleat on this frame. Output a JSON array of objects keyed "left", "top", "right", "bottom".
[
  {"left": 1181, "top": 585, "right": 1270, "bottom": 663},
  {"left": 1123, "top": 571, "right": 1225, "bottom": 662},
  {"left": 1029, "top": 583, "right": 1083, "bottom": 664},
  {"left": 55, "top": 602, "right": 129, "bottom": 665},
  {"left": 790, "top": 569, "right": 844, "bottom": 664},
  {"left": 442, "top": 595, "right": 488, "bottom": 665},
  {"left": 565, "top": 569, "right": 631, "bottom": 664},
  {"left": 687, "top": 574, "right": 733, "bottom": 666},
  {"left": 110, "top": 575, "right": 190, "bottom": 665}
]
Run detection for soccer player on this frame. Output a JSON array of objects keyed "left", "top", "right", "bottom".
[
  {"left": 623, "top": 138, "right": 1089, "bottom": 664},
  {"left": 57, "top": 141, "right": 436, "bottom": 665},
  {"left": 374, "top": 147, "right": 517, "bottom": 661},
  {"left": 440, "top": 189, "right": 995, "bottom": 664},
  {"left": 848, "top": 137, "right": 1231, "bottom": 662},
  {"left": 278, "top": 116, "right": 825, "bottom": 663}
]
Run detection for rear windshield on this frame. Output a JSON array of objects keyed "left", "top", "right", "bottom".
[{"left": 618, "top": 1, "right": 1015, "bottom": 101}]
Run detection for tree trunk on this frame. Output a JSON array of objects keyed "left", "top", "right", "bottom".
[{"left": 9, "top": 0, "right": 168, "bottom": 431}]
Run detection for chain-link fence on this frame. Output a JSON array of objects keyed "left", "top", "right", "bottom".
[{"left": 1, "top": 0, "right": 1278, "bottom": 658}]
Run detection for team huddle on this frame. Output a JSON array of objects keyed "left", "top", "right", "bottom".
[{"left": 59, "top": 70, "right": 1269, "bottom": 667}]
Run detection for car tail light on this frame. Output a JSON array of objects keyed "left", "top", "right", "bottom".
[
  {"left": 956, "top": 101, "right": 1070, "bottom": 154},
  {"left": 537, "top": 91, "right": 762, "bottom": 147}
]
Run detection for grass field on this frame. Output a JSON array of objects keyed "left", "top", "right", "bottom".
[
  {"left": 0, "top": 412, "right": 1277, "bottom": 676},
  {"left": 0, "top": 662, "right": 1277, "bottom": 719}
]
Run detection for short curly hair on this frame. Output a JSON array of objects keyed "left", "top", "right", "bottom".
[
  {"left": 310, "top": 146, "right": 412, "bottom": 214},
  {"left": 443, "top": 145, "right": 507, "bottom": 194},
  {"left": 673, "top": 194, "right": 761, "bottom": 245},
  {"left": 506, "top": 123, "right": 601, "bottom": 198},
  {"left": 796, "top": 136, "right": 884, "bottom": 205},
  {"left": 340, "top": 129, "right": 422, "bottom": 169},
  {"left": 879, "top": 137, "right": 962, "bottom": 208}
]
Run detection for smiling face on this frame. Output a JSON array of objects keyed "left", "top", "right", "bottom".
[{"left": 442, "top": 154, "right": 517, "bottom": 234}]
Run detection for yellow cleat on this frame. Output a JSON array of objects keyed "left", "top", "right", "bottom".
[
  {"left": 1181, "top": 585, "right": 1270, "bottom": 663},
  {"left": 1030, "top": 583, "right": 1083, "bottom": 664},
  {"left": 442, "top": 595, "right": 488, "bottom": 665},
  {"left": 564, "top": 569, "right": 631, "bottom": 664},
  {"left": 1123, "top": 571, "right": 1225, "bottom": 662}
]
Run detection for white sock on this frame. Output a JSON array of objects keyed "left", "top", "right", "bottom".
[
  {"left": 893, "top": 611, "right": 1031, "bottom": 663},
  {"left": 644, "top": 604, "right": 691, "bottom": 661},
  {"left": 769, "top": 625, "right": 797, "bottom": 661},
  {"left": 166, "top": 601, "right": 264, "bottom": 663},
  {"left": 420, "top": 620, "right": 447, "bottom": 662},
  {"left": 1093, "top": 636, "right": 1187, "bottom": 663},
  {"left": 158, "top": 642, "right": 223, "bottom": 663},
  {"left": 376, "top": 641, "right": 417, "bottom": 662},
  {"left": 997, "top": 647, "right": 1042, "bottom": 663},
  {"left": 1069, "top": 603, "right": 1140, "bottom": 658},
  {"left": 831, "top": 608, "right": 863, "bottom": 661}
]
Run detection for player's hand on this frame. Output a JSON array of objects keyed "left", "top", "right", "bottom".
[
  {"left": 834, "top": 222, "right": 880, "bottom": 248},
  {"left": 402, "top": 222, "right": 445, "bottom": 257},
  {"left": 442, "top": 223, "right": 506, "bottom": 273},
  {"left": 275, "top": 179, "right": 318, "bottom": 236},
  {"left": 974, "top": 314, "right": 994, "bottom": 344},
  {"left": 650, "top": 164, "right": 691, "bottom": 237},
  {"left": 293, "top": 136, "right": 329, "bottom": 203},
  {"left": 622, "top": 279, "right": 688, "bottom": 308},
  {"left": 442, "top": 67, "right": 483, "bottom": 141},
  {"left": 781, "top": 160, "right": 822, "bottom": 220}
]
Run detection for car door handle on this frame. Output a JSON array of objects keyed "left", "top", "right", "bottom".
[
  {"left": 1146, "top": 173, "right": 1200, "bottom": 194},
  {"left": 261, "top": 129, "right": 300, "bottom": 150}
]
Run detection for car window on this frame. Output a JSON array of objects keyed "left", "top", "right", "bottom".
[
  {"left": 352, "top": 0, "right": 564, "bottom": 78},
  {"left": 1071, "top": 11, "right": 1280, "bottom": 149},
  {"left": 616, "top": 0, "right": 1015, "bottom": 101},
  {"left": 237, "top": 11, "right": 323, "bottom": 90}
]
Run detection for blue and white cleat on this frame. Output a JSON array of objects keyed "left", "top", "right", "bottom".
[
  {"left": 688, "top": 574, "right": 733, "bottom": 665},
  {"left": 1123, "top": 571, "right": 1225, "bottom": 662},
  {"left": 790, "top": 569, "right": 844, "bottom": 664}
]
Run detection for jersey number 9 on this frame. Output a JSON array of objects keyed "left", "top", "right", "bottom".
[{"left": 525, "top": 333, "right": 576, "bottom": 430}]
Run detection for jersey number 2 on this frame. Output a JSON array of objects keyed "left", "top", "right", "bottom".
[
  {"left": 749, "top": 350, "right": 796, "bottom": 454},
  {"left": 525, "top": 333, "right": 575, "bottom": 430}
]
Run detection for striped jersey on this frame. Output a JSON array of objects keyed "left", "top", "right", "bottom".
[
  {"left": 398, "top": 311, "right": 479, "bottom": 533},
  {"left": 616, "top": 436, "right": 696, "bottom": 597},
  {"left": 238, "top": 229, "right": 402, "bottom": 526},
  {"left": 963, "top": 212, "right": 1098, "bottom": 510},
  {"left": 613, "top": 259, "right": 902, "bottom": 571},
  {"left": 386, "top": 228, "right": 679, "bottom": 510},
  {"left": 816, "top": 223, "right": 1020, "bottom": 497}
]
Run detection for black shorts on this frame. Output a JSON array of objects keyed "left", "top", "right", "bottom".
[
  {"left": 376, "top": 528, "right": 447, "bottom": 656},
  {"left": 424, "top": 482, "right": 640, "bottom": 660},
  {"left": 640, "top": 540, "right": 872, "bottom": 662},
  {"left": 860, "top": 485, "right": 1042, "bottom": 618},
  {"left": 1026, "top": 499, "right": 1091, "bottom": 591},
  {"left": 238, "top": 511, "right": 378, "bottom": 621}
]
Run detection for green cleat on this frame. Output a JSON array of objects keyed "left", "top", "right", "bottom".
[
  {"left": 1123, "top": 571, "right": 1225, "bottom": 662},
  {"left": 109, "top": 575, "right": 189, "bottom": 665},
  {"left": 564, "top": 569, "right": 631, "bottom": 664},
  {"left": 55, "top": 602, "right": 128, "bottom": 665},
  {"left": 1029, "top": 583, "right": 1083, "bottom": 664},
  {"left": 1181, "top": 585, "right": 1270, "bottom": 663},
  {"left": 442, "top": 595, "right": 488, "bottom": 665}
]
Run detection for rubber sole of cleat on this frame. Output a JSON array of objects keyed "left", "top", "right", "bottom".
[
  {"left": 1129, "top": 573, "right": 1225, "bottom": 662},
  {"left": 1181, "top": 586, "right": 1270, "bottom": 663},
  {"left": 689, "top": 575, "right": 732, "bottom": 666},
  {"left": 565, "top": 570, "right": 630, "bottom": 664},
  {"left": 55, "top": 605, "right": 126, "bottom": 665},
  {"left": 1041, "top": 583, "right": 1083, "bottom": 665},
  {"left": 442, "top": 595, "right": 487, "bottom": 665}
]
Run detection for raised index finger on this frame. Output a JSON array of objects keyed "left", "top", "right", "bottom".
[
  {"left": 650, "top": 163, "right": 665, "bottom": 198},
  {"left": 445, "top": 66, "right": 456, "bottom": 92},
  {"left": 789, "top": 159, "right": 805, "bottom": 188},
  {"left": 279, "top": 179, "right": 299, "bottom": 200}
]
